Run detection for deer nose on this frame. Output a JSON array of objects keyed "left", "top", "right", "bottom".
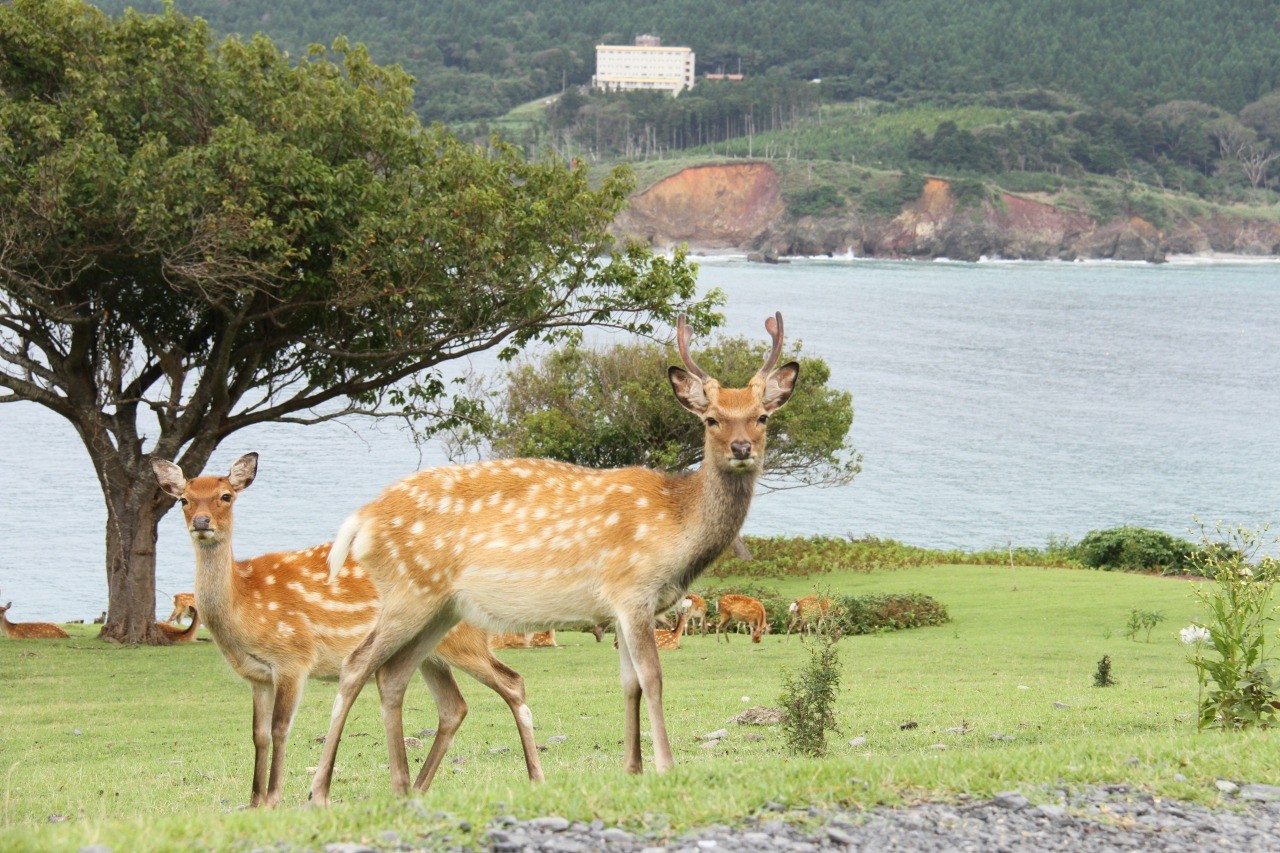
[
  {"left": 730, "top": 440, "right": 753, "bottom": 459},
  {"left": 192, "top": 515, "right": 212, "bottom": 531}
]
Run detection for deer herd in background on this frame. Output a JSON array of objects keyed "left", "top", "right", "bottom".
[{"left": 6, "top": 312, "right": 840, "bottom": 809}]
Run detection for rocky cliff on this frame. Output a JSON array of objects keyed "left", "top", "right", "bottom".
[{"left": 613, "top": 164, "right": 1280, "bottom": 262}]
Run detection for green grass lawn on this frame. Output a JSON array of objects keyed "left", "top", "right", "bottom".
[{"left": 1, "top": 562, "right": 1274, "bottom": 851}]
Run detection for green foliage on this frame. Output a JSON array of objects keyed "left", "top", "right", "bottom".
[
  {"left": 779, "top": 630, "right": 841, "bottom": 756},
  {"left": 1124, "top": 609, "right": 1166, "bottom": 642},
  {"left": 1074, "top": 527, "right": 1199, "bottom": 575},
  {"left": 832, "top": 593, "right": 950, "bottom": 635},
  {"left": 1183, "top": 522, "right": 1280, "bottom": 730},
  {"left": 471, "top": 336, "right": 859, "bottom": 488},
  {"left": 706, "top": 535, "right": 1080, "bottom": 580},
  {"left": 787, "top": 184, "right": 844, "bottom": 217},
  {"left": 1093, "top": 655, "right": 1116, "bottom": 687}
]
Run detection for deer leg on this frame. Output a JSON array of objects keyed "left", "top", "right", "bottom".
[
  {"left": 617, "top": 610, "right": 674, "bottom": 773},
  {"left": 264, "top": 673, "right": 304, "bottom": 808},
  {"left": 375, "top": 639, "right": 432, "bottom": 796},
  {"left": 458, "top": 653, "right": 545, "bottom": 783},
  {"left": 408, "top": 656, "right": 466, "bottom": 793},
  {"left": 249, "top": 680, "right": 274, "bottom": 808},
  {"left": 613, "top": 626, "right": 645, "bottom": 774},
  {"left": 309, "top": 604, "right": 457, "bottom": 807}
]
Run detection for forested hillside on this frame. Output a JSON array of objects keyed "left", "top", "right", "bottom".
[{"left": 93, "top": 0, "right": 1280, "bottom": 122}]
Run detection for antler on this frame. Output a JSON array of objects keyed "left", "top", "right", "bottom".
[
  {"left": 676, "top": 314, "right": 709, "bottom": 380},
  {"left": 760, "top": 311, "right": 784, "bottom": 374}
]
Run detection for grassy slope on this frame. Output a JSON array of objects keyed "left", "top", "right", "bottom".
[{"left": 2, "top": 563, "right": 1275, "bottom": 851}]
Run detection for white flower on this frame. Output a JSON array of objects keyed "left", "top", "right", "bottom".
[
  {"left": 741, "top": 696, "right": 750, "bottom": 703},
  {"left": 1240, "top": 566, "right": 1254, "bottom": 579},
  {"left": 1180, "top": 625, "right": 1211, "bottom": 646}
]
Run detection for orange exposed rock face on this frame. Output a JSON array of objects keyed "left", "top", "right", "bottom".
[
  {"left": 611, "top": 163, "right": 1280, "bottom": 261},
  {"left": 613, "top": 163, "right": 785, "bottom": 248}
]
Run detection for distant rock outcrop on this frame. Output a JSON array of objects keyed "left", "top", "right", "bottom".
[{"left": 613, "top": 163, "right": 1280, "bottom": 261}]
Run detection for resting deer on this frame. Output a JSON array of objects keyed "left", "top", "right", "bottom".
[
  {"left": 715, "top": 594, "right": 768, "bottom": 643},
  {"left": 309, "top": 312, "right": 798, "bottom": 805},
  {"left": 490, "top": 630, "right": 558, "bottom": 650},
  {"left": 682, "top": 592, "right": 708, "bottom": 636},
  {"left": 786, "top": 594, "right": 835, "bottom": 640},
  {"left": 152, "top": 454, "right": 544, "bottom": 808},
  {"left": 166, "top": 592, "right": 196, "bottom": 625},
  {"left": 157, "top": 606, "right": 201, "bottom": 643},
  {"left": 0, "top": 595, "right": 69, "bottom": 639}
]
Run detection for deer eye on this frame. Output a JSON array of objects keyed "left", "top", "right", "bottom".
[
  {"left": 758, "top": 414, "right": 769, "bottom": 425},
  {"left": 179, "top": 498, "right": 189, "bottom": 506},
  {"left": 220, "top": 493, "right": 233, "bottom": 503},
  {"left": 704, "top": 417, "right": 719, "bottom": 427}
]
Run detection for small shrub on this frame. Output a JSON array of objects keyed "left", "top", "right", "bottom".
[
  {"left": 779, "top": 629, "right": 842, "bottom": 756},
  {"left": 788, "top": 184, "right": 844, "bottom": 216},
  {"left": 1182, "top": 521, "right": 1280, "bottom": 730},
  {"left": 1074, "top": 526, "right": 1198, "bottom": 575},
  {"left": 1093, "top": 655, "right": 1116, "bottom": 687},
  {"left": 1124, "top": 608, "right": 1166, "bottom": 642},
  {"left": 833, "top": 593, "right": 950, "bottom": 635}
]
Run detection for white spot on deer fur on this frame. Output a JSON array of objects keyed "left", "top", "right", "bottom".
[
  {"left": 264, "top": 575, "right": 276, "bottom": 585},
  {"left": 604, "top": 512, "right": 620, "bottom": 527},
  {"left": 411, "top": 521, "right": 425, "bottom": 535},
  {"left": 634, "top": 524, "right": 648, "bottom": 540},
  {"left": 470, "top": 499, "right": 483, "bottom": 514},
  {"left": 392, "top": 516, "right": 404, "bottom": 527},
  {"left": 433, "top": 536, "right": 445, "bottom": 551},
  {"left": 268, "top": 602, "right": 279, "bottom": 611},
  {"left": 436, "top": 496, "right": 451, "bottom": 514},
  {"left": 636, "top": 497, "right": 650, "bottom": 508},
  {"left": 276, "top": 621, "right": 294, "bottom": 636}
]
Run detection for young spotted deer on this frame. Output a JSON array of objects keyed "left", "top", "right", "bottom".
[
  {"left": 715, "top": 594, "right": 768, "bottom": 643},
  {"left": 786, "top": 594, "right": 835, "bottom": 640},
  {"left": 655, "top": 599, "right": 692, "bottom": 651},
  {"left": 152, "top": 454, "right": 544, "bottom": 808},
  {"left": 0, "top": 595, "right": 69, "bottom": 639},
  {"left": 166, "top": 592, "right": 196, "bottom": 625},
  {"left": 682, "top": 592, "right": 708, "bottom": 636},
  {"left": 310, "top": 313, "right": 799, "bottom": 805},
  {"left": 157, "top": 606, "right": 201, "bottom": 643}
]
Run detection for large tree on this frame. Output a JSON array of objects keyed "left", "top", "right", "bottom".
[
  {"left": 0, "top": 0, "right": 710, "bottom": 643},
  {"left": 457, "top": 334, "right": 858, "bottom": 489}
]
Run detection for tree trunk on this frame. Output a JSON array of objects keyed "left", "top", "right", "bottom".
[{"left": 97, "top": 466, "right": 172, "bottom": 645}]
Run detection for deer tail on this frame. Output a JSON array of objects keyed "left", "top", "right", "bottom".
[{"left": 327, "top": 513, "right": 363, "bottom": 584}]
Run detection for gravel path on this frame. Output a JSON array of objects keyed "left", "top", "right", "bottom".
[{"left": 313, "top": 782, "right": 1280, "bottom": 853}]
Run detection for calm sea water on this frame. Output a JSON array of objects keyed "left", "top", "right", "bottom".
[{"left": 3, "top": 258, "right": 1279, "bottom": 620}]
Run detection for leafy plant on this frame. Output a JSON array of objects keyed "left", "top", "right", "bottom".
[
  {"left": 1182, "top": 522, "right": 1280, "bottom": 730},
  {"left": 1093, "top": 655, "right": 1116, "bottom": 687},
  {"left": 779, "top": 626, "right": 842, "bottom": 756},
  {"left": 1124, "top": 608, "right": 1166, "bottom": 642}
]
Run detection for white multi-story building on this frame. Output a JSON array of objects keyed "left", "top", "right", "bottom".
[{"left": 593, "top": 36, "right": 695, "bottom": 95}]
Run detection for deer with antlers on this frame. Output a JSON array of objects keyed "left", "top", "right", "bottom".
[
  {"left": 308, "top": 312, "right": 798, "bottom": 805},
  {"left": 152, "top": 454, "right": 544, "bottom": 808},
  {"left": 0, "top": 595, "right": 69, "bottom": 639},
  {"left": 714, "top": 594, "right": 768, "bottom": 643}
]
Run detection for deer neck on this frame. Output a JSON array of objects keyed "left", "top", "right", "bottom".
[
  {"left": 191, "top": 536, "right": 239, "bottom": 631},
  {"left": 672, "top": 462, "right": 760, "bottom": 589}
]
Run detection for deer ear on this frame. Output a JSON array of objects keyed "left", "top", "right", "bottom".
[
  {"left": 151, "top": 459, "right": 187, "bottom": 500},
  {"left": 228, "top": 453, "right": 258, "bottom": 492},
  {"left": 668, "top": 366, "right": 711, "bottom": 415},
  {"left": 762, "top": 361, "right": 799, "bottom": 413}
]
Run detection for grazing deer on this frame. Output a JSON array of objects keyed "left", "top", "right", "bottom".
[
  {"left": 655, "top": 600, "right": 692, "bottom": 651},
  {"left": 490, "top": 630, "right": 558, "bottom": 650},
  {"left": 152, "top": 454, "right": 544, "bottom": 808},
  {"left": 682, "top": 592, "right": 708, "bottom": 636},
  {"left": 715, "top": 594, "right": 768, "bottom": 643},
  {"left": 309, "top": 312, "right": 798, "bottom": 805},
  {"left": 786, "top": 595, "right": 835, "bottom": 640},
  {"left": 157, "top": 606, "right": 201, "bottom": 643},
  {"left": 166, "top": 592, "right": 196, "bottom": 625},
  {"left": 0, "top": 596, "right": 69, "bottom": 639}
]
